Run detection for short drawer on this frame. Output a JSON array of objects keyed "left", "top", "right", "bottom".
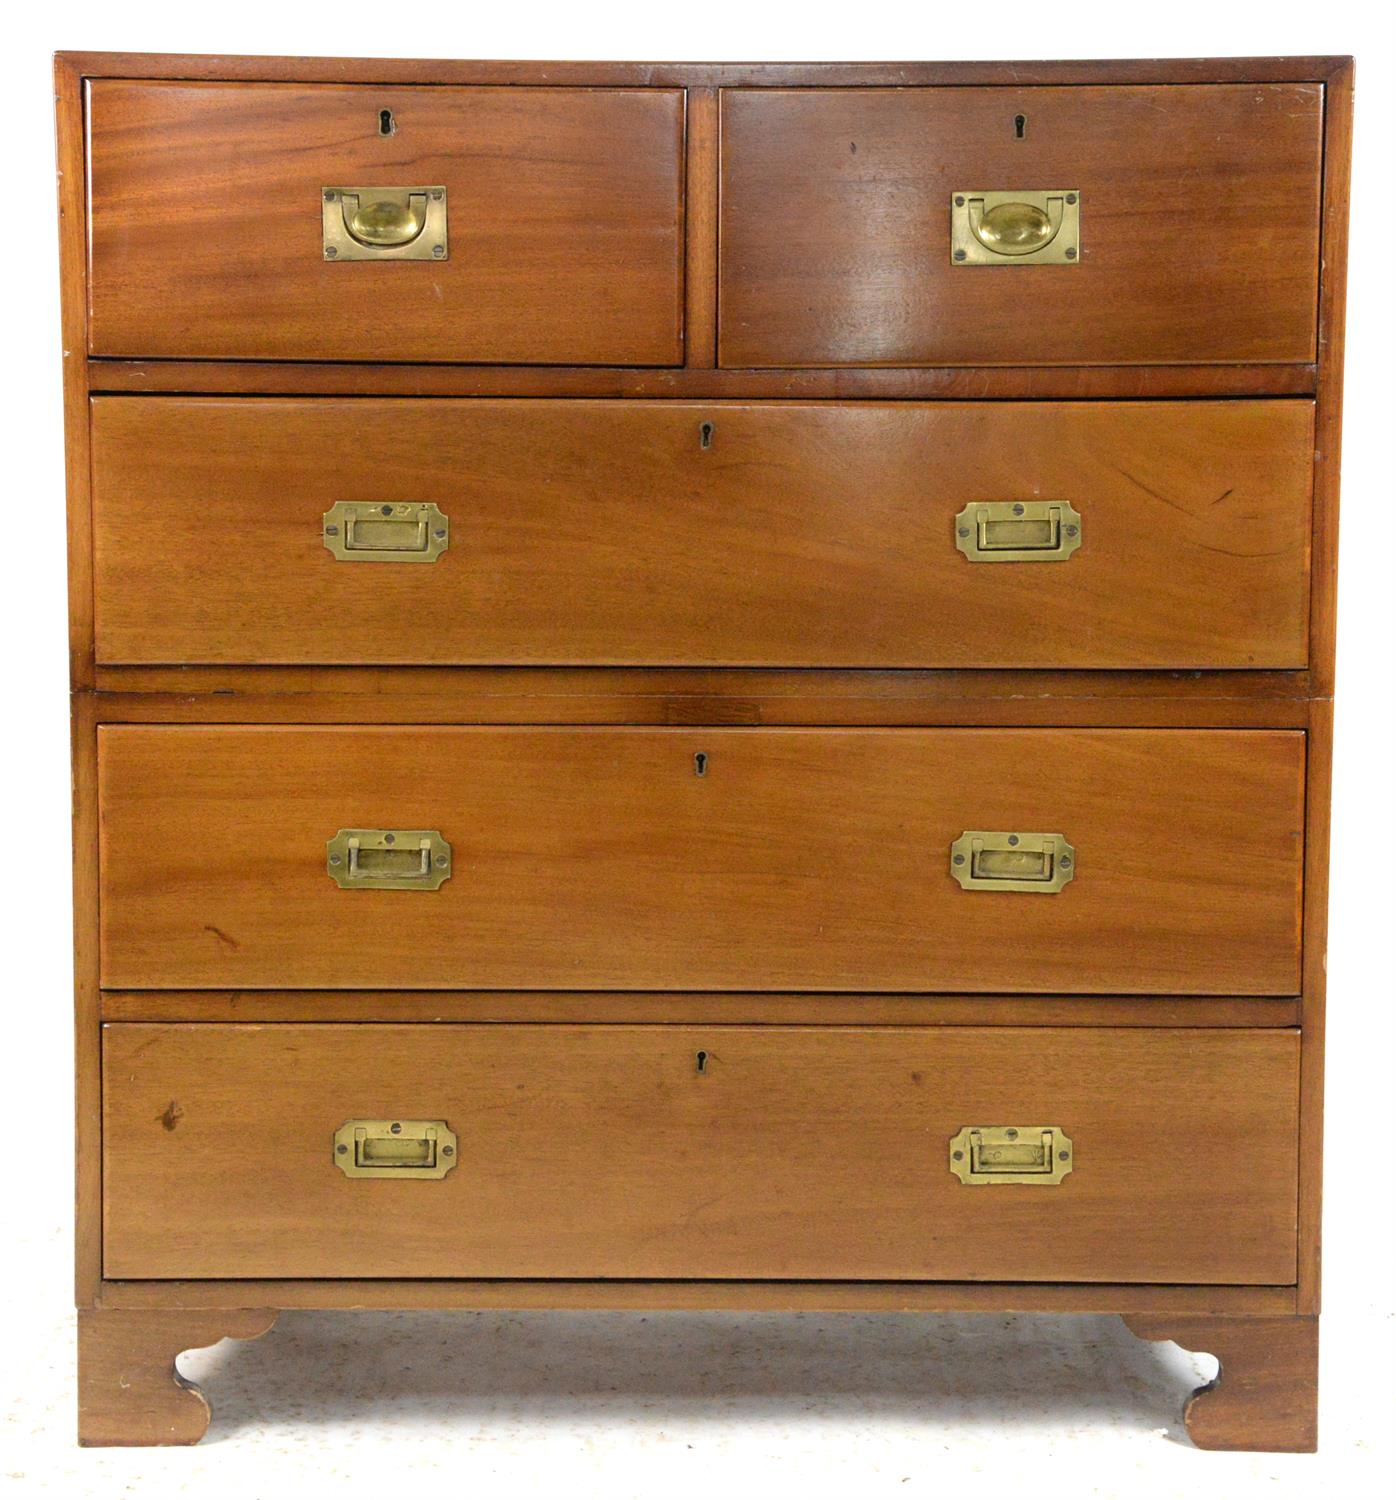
[
  {"left": 91, "top": 397, "right": 1314, "bottom": 669},
  {"left": 720, "top": 86, "right": 1323, "bottom": 367},
  {"left": 97, "top": 727, "right": 1304, "bottom": 993},
  {"left": 85, "top": 82, "right": 684, "bottom": 364},
  {"left": 101, "top": 1022, "right": 1300, "bottom": 1282}
]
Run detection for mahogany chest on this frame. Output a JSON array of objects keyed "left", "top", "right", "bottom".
[{"left": 56, "top": 52, "right": 1351, "bottom": 1450}]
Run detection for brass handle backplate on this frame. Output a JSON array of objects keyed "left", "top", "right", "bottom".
[
  {"left": 951, "top": 190, "right": 1079, "bottom": 266},
  {"left": 950, "top": 831, "right": 1075, "bottom": 893},
  {"left": 323, "top": 502, "right": 449, "bottom": 563},
  {"left": 954, "top": 501, "right": 1082, "bottom": 563},
  {"left": 322, "top": 186, "right": 448, "bottom": 261},
  {"left": 326, "top": 829, "right": 452, "bottom": 890},
  {"left": 949, "top": 1126, "right": 1073, "bottom": 1185},
  {"left": 334, "top": 1119, "right": 458, "bottom": 1179}
]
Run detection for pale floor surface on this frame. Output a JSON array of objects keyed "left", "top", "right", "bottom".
[{"left": 3, "top": 1219, "right": 1393, "bottom": 1500}]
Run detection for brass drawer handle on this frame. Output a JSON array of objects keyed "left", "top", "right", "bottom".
[
  {"left": 322, "top": 502, "right": 449, "bottom": 563},
  {"left": 951, "top": 190, "right": 1080, "bottom": 266},
  {"left": 949, "top": 1126, "right": 1073, "bottom": 1185},
  {"left": 954, "top": 501, "right": 1081, "bottom": 563},
  {"left": 322, "top": 186, "right": 448, "bottom": 261},
  {"left": 326, "top": 830, "right": 452, "bottom": 890},
  {"left": 334, "top": 1119, "right": 458, "bottom": 1179},
  {"left": 950, "top": 831, "right": 1075, "bottom": 893}
]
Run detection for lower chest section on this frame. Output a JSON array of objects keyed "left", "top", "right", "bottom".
[{"left": 102, "top": 1022, "right": 1300, "bottom": 1284}]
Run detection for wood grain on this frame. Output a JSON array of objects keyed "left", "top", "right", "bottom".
[
  {"left": 91, "top": 398, "right": 1314, "bottom": 670},
  {"left": 1298, "top": 697, "right": 1334, "bottom": 1312},
  {"left": 57, "top": 53, "right": 1354, "bottom": 87},
  {"left": 1294, "top": 62, "right": 1351, "bottom": 1315},
  {"left": 54, "top": 56, "right": 93, "bottom": 689},
  {"left": 87, "top": 664, "right": 1317, "bottom": 716},
  {"left": 88, "top": 360, "right": 1319, "bottom": 399},
  {"left": 1124, "top": 1314, "right": 1318, "bottom": 1452},
  {"left": 86, "top": 81, "right": 684, "bottom": 365},
  {"left": 1307, "top": 62, "right": 1353, "bottom": 697},
  {"left": 58, "top": 55, "right": 105, "bottom": 1309},
  {"left": 97, "top": 1280, "right": 1299, "bottom": 1315},
  {"left": 720, "top": 86, "right": 1323, "bottom": 367},
  {"left": 78, "top": 1307, "right": 276, "bottom": 1446},
  {"left": 98, "top": 992, "right": 1302, "bottom": 1027},
  {"left": 102, "top": 1024, "right": 1300, "bottom": 1283},
  {"left": 70, "top": 697, "right": 102, "bottom": 1304},
  {"left": 96, "top": 726, "right": 1305, "bottom": 993},
  {"left": 683, "top": 89, "right": 718, "bottom": 367}
]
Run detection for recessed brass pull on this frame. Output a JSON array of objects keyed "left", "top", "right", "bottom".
[
  {"left": 346, "top": 194, "right": 426, "bottom": 247},
  {"left": 322, "top": 186, "right": 448, "bottom": 261},
  {"left": 951, "top": 190, "right": 1079, "bottom": 266},
  {"left": 333, "top": 1119, "right": 458, "bottom": 1179},
  {"left": 322, "top": 502, "right": 449, "bottom": 563},
  {"left": 326, "top": 830, "right": 452, "bottom": 890},
  {"left": 954, "top": 501, "right": 1081, "bottom": 563},
  {"left": 949, "top": 1126, "right": 1073, "bottom": 1185},
  {"left": 950, "top": 831, "right": 1075, "bottom": 893}
]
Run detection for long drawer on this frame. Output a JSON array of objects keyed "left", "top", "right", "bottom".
[
  {"left": 102, "top": 1023, "right": 1301, "bottom": 1282},
  {"left": 97, "top": 727, "right": 1305, "bottom": 993},
  {"left": 90, "top": 398, "right": 1314, "bottom": 669},
  {"left": 85, "top": 82, "right": 685, "bottom": 364},
  {"left": 720, "top": 85, "right": 1323, "bottom": 366}
]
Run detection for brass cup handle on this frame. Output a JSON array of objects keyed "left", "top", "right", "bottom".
[
  {"left": 967, "top": 196, "right": 1065, "bottom": 255},
  {"left": 340, "top": 190, "right": 428, "bottom": 248},
  {"left": 322, "top": 187, "right": 448, "bottom": 262},
  {"left": 950, "top": 190, "right": 1079, "bottom": 267}
]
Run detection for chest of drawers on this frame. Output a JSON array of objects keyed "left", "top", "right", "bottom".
[{"left": 57, "top": 52, "right": 1351, "bottom": 1452}]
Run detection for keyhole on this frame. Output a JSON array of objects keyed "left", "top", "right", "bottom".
[
  {"left": 379, "top": 108, "right": 396, "bottom": 136},
  {"left": 695, "top": 1050, "right": 709, "bottom": 1074},
  {"left": 694, "top": 752, "right": 708, "bottom": 777},
  {"left": 1014, "top": 113, "right": 1027, "bottom": 139},
  {"left": 699, "top": 421, "right": 714, "bottom": 450}
]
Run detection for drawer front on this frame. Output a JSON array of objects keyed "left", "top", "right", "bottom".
[
  {"left": 91, "top": 397, "right": 1313, "bottom": 670},
  {"left": 720, "top": 86, "right": 1322, "bottom": 367},
  {"left": 86, "top": 82, "right": 684, "bottom": 364},
  {"left": 97, "top": 727, "right": 1304, "bottom": 993},
  {"left": 102, "top": 1023, "right": 1300, "bottom": 1282}
]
